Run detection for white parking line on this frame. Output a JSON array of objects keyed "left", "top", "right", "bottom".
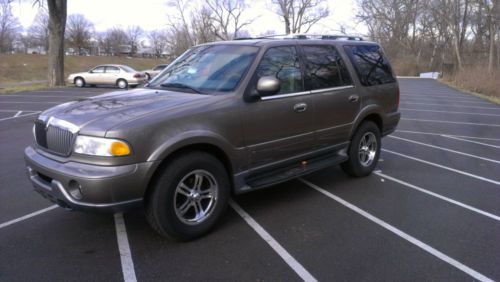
[
  {"left": 0, "top": 205, "right": 58, "bottom": 230},
  {"left": 396, "top": 130, "right": 500, "bottom": 141},
  {"left": 382, "top": 149, "right": 500, "bottom": 186},
  {"left": 400, "top": 108, "right": 500, "bottom": 117},
  {"left": 114, "top": 213, "right": 137, "bottom": 282},
  {"left": 401, "top": 95, "right": 481, "bottom": 101},
  {"left": 373, "top": 171, "right": 500, "bottom": 222},
  {"left": 402, "top": 98, "right": 492, "bottom": 105},
  {"left": 0, "top": 111, "right": 40, "bottom": 122},
  {"left": 442, "top": 135, "right": 500, "bottom": 149},
  {"left": 0, "top": 101, "right": 61, "bottom": 104},
  {"left": 388, "top": 135, "right": 500, "bottom": 164},
  {"left": 299, "top": 178, "right": 494, "bottom": 282},
  {"left": 401, "top": 102, "right": 500, "bottom": 110},
  {"left": 0, "top": 94, "right": 88, "bottom": 98},
  {"left": 230, "top": 200, "right": 317, "bottom": 282},
  {"left": 0, "top": 94, "right": 87, "bottom": 98},
  {"left": 13, "top": 111, "right": 22, "bottom": 117},
  {"left": 401, "top": 118, "right": 500, "bottom": 127}
]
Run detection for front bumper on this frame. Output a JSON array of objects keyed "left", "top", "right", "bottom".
[{"left": 24, "top": 146, "right": 156, "bottom": 212}]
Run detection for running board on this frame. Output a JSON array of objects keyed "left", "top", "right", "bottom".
[{"left": 246, "top": 151, "right": 348, "bottom": 189}]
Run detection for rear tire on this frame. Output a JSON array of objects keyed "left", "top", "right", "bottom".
[
  {"left": 145, "top": 73, "right": 151, "bottom": 80},
  {"left": 341, "top": 121, "right": 381, "bottom": 177},
  {"left": 117, "top": 79, "right": 128, "bottom": 89},
  {"left": 146, "top": 151, "right": 230, "bottom": 241}
]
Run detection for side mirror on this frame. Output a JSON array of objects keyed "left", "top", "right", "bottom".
[
  {"left": 256, "top": 76, "right": 280, "bottom": 97},
  {"left": 89, "top": 70, "right": 93, "bottom": 73}
]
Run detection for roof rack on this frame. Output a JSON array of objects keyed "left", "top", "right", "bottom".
[{"left": 235, "top": 34, "right": 364, "bottom": 41}]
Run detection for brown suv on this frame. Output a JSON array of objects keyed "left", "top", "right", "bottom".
[{"left": 24, "top": 35, "right": 400, "bottom": 240}]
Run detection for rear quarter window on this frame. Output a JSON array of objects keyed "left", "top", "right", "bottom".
[{"left": 343, "top": 45, "right": 395, "bottom": 86}]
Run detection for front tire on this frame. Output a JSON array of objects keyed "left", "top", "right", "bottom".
[
  {"left": 74, "top": 77, "right": 85, "bottom": 87},
  {"left": 146, "top": 151, "right": 230, "bottom": 241},
  {"left": 341, "top": 121, "right": 381, "bottom": 177}
]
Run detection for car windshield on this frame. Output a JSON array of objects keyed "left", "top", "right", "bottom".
[
  {"left": 148, "top": 44, "right": 259, "bottom": 93},
  {"left": 120, "top": 65, "right": 136, "bottom": 73}
]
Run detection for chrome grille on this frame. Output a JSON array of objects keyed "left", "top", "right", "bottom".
[{"left": 34, "top": 121, "right": 75, "bottom": 156}]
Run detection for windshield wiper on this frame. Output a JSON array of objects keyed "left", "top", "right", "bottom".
[{"left": 160, "top": 83, "right": 201, "bottom": 94}]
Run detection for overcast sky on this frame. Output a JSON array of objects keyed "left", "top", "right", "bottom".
[{"left": 11, "top": 0, "right": 367, "bottom": 36}]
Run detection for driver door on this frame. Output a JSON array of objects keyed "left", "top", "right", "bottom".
[
  {"left": 86, "top": 66, "right": 105, "bottom": 84},
  {"left": 240, "top": 45, "right": 314, "bottom": 169}
]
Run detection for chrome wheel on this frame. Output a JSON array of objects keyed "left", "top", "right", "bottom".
[
  {"left": 358, "top": 132, "right": 377, "bottom": 167},
  {"left": 174, "top": 169, "right": 218, "bottom": 225}
]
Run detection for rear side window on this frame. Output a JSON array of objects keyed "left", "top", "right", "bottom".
[
  {"left": 344, "top": 45, "right": 395, "bottom": 86},
  {"left": 302, "top": 45, "right": 352, "bottom": 90},
  {"left": 105, "top": 66, "right": 120, "bottom": 73},
  {"left": 256, "top": 46, "right": 303, "bottom": 94}
]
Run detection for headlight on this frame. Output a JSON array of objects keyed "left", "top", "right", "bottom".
[{"left": 74, "top": 136, "right": 131, "bottom": 156}]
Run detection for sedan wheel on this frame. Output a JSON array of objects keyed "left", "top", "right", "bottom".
[
  {"left": 75, "top": 78, "right": 85, "bottom": 87},
  {"left": 117, "top": 79, "right": 128, "bottom": 89}
]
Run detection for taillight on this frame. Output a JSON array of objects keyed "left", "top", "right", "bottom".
[{"left": 133, "top": 73, "right": 142, "bottom": 78}]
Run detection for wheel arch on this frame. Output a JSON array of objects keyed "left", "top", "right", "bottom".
[
  {"left": 350, "top": 106, "right": 384, "bottom": 138},
  {"left": 144, "top": 141, "right": 235, "bottom": 204},
  {"left": 74, "top": 76, "right": 85, "bottom": 84}
]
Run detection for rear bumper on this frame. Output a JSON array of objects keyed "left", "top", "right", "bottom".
[
  {"left": 383, "top": 111, "right": 401, "bottom": 136},
  {"left": 24, "top": 146, "right": 156, "bottom": 212}
]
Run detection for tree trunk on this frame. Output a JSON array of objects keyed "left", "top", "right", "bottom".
[
  {"left": 488, "top": 14, "right": 495, "bottom": 72},
  {"left": 47, "top": 0, "right": 67, "bottom": 87}
]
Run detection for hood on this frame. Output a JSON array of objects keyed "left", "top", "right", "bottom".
[
  {"left": 39, "top": 88, "right": 210, "bottom": 136},
  {"left": 68, "top": 72, "right": 88, "bottom": 77}
]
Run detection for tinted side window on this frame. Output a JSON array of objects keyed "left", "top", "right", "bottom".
[
  {"left": 256, "top": 46, "right": 303, "bottom": 95},
  {"left": 344, "top": 45, "right": 395, "bottom": 86},
  {"left": 302, "top": 45, "right": 352, "bottom": 89},
  {"left": 105, "top": 66, "right": 120, "bottom": 73}
]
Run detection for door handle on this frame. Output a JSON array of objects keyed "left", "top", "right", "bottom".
[
  {"left": 349, "top": 95, "right": 359, "bottom": 103},
  {"left": 293, "top": 103, "right": 307, "bottom": 113}
]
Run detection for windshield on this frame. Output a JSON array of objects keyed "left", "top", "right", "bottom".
[{"left": 148, "top": 44, "right": 259, "bottom": 93}]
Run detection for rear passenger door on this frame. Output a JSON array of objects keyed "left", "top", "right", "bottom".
[
  {"left": 104, "top": 66, "right": 120, "bottom": 85},
  {"left": 300, "top": 44, "right": 359, "bottom": 149}
]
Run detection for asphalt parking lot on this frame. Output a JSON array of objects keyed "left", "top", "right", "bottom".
[{"left": 1, "top": 78, "right": 499, "bottom": 281}]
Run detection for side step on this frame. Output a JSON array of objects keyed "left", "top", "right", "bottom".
[{"left": 246, "top": 151, "right": 348, "bottom": 189}]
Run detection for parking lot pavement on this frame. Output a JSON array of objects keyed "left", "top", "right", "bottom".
[{"left": 1, "top": 79, "right": 499, "bottom": 281}]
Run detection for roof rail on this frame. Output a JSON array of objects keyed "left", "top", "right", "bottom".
[{"left": 236, "top": 34, "right": 364, "bottom": 41}]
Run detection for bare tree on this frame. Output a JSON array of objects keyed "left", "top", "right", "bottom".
[
  {"left": 272, "top": 0, "right": 329, "bottom": 34},
  {"left": 100, "top": 27, "right": 128, "bottom": 56},
  {"left": 205, "top": 0, "right": 254, "bottom": 40},
  {"left": 148, "top": 29, "right": 168, "bottom": 57},
  {"left": 0, "top": 0, "right": 21, "bottom": 53},
  {"left": 487, "top": 0, "right": 500, "bottom": 71},
  {"left": 46, "top": 0, "right": 67, "bottom": 86},
  {"left": 66, "top": 14, "right": 94, "bottom": 55},
  {"left": 27, "top": 10, "right": 49, "bottom": 52},
  {"left": 126, "top": 25, "right": 143, "bottom": 55}
]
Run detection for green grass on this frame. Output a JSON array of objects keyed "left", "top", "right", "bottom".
[
  {"left": 0, "top": 83, "right": 50, "bottom": 94},
  {"left": 0, "top": 54, "right": 168, "bottom": 84}
]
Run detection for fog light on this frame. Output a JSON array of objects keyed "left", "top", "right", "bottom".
[{"left": 68, "top": 180, "right": 83, "bottom": 200}]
